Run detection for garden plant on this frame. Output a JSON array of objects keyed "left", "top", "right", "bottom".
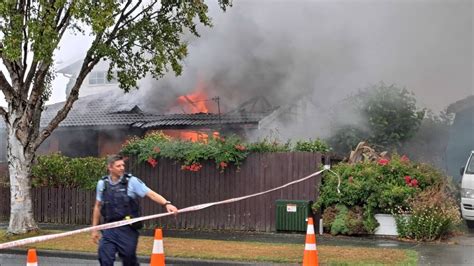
[{"left": 315, "top": 153, "right": 461, "bottom": 240}]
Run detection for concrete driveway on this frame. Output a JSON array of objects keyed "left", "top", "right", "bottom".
[{"left": 416, "top": 229, "right": 474, "bottom": 265}]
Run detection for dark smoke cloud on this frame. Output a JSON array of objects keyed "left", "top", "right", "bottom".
[{"left": 134, "top": 0, "right": 471, "bottom": 139}]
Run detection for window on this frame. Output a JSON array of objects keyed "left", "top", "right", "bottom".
[
  {"left": 467, "top": 154, "right": 474, "bottom": 174},
  {"left": 88, "top": 71, "right": 117, "bottom": 85}
]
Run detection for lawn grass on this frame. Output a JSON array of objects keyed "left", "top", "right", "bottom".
[{"left": 1, "top": 229, "right": 417, "bottom": 265}]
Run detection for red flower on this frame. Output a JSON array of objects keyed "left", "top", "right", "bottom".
[
  {"left": 235, "top": 144, "right": 246, "bottom": 151},
  {"left": 183, "top": 163, "right": 202, "bottom": 172},
  {"left": 410, "top": 179, "right": 418, "bottom": 187},
  {"left": 378, "top": 158, "right": 390, "bottom": 166},
  {"left": 404, "top": 175, "right": 411, "bottom": 184},
  {"left": 400, "top": 155, "right": 410, "bottom": 163},
  {"left": 220, "top": 161, "right": 228, "bottom": 169},
  {"left": 147, "top": 157, "right": 158, "bottom": 168},
  {"left": 153, "top": 147, "right": 161, "bottom": 153}
]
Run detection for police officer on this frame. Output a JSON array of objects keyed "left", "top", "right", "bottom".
[{"left": 91, "top": 154, "right": 178, "bottom": 266}]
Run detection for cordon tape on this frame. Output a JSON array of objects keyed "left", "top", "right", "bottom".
[{"left": 0, "top": 166, "right": 332, "bottom": 250}]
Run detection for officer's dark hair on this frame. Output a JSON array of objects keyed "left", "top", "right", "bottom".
[{"left": 107, "top": 154, "right": 123, "bottom": 166}]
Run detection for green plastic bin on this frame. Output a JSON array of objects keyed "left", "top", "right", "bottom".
[{"left": 275, "top": 199, "right": 313, "bottom": 232}]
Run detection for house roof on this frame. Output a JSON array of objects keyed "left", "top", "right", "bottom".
[
  {"left": 39, "top": 92, "right": 160, "bottom": 128},
  {"left": 134, "top": 112, "right": 266, "bottom": 129},
  {"left": 0, "top": 92, "right": 270, "bottom": 129},
  {"left": 447, "top": 95, "right": 474, "bottom": 114},
  {"left": 56, "top": 59, "right": 83, "bottom": 75}
]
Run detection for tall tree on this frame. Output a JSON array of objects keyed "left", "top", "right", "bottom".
[
  {"left": 0, "top": 0, "right": 231, "bottom": 234},
  {"left": 329, "top": 82, "right": 425, "bottom": 153}
]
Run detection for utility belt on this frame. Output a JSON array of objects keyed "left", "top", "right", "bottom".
[
  {"left": 105, "top": 216, "right": 143, "bottom": 230},
  {"left": 125, "top": 215, "right": 144, "bottom": 230}
]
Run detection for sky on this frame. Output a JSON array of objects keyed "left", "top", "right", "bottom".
[{"left": 0, "top": 0, "right": 472, "bottom": 113}]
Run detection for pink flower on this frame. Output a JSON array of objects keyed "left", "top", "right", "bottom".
[
  {"left": 183, "top": 163, "right": 202, "bottom": 172},
  {"left": 153, "top": 147, "right": 161, "bottom": 153},
  {"left": 378, "top": 158, "right": 390, "bottom": 166},
  {"left": 190, "top": 163, "right": 202, "bottom": 172},
  {"left": 404, "top": 175, "right": 411, "bottom": 184},
  {"left": 220, "top": 161, "right": 228, "bottom": 169},
  {"left": 147, "top": 157, "right": 158, "bottom": 168},
  {"left": 235, "top": 144, "right": 246, "bottom": 151},
  {"left": 410, "top": 179, "right": 418, "bottom": 187},
  {"left": 400, "top": 155, "right": 410, "bottom": 163}
]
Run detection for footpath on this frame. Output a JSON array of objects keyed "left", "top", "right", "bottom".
[{"left": 2, "top": 223, "right": 472, "bottom": 265}]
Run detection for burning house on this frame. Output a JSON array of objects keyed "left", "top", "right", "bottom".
[{"left": 0, "top": 89, "right": 277, "bottom": 169}]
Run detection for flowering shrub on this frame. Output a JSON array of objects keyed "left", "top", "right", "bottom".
[
  {"left": 122, "top": 131, "right": 248, "bottom": 171},
  {"left": 315, "top": 154, "right": 452, "bottom": 235},
  {"left": 121, "top": 132, "right": 332, "bottom": 172},
  {"left": 395, "top": 185, "right": 461, "bottom": 241}
]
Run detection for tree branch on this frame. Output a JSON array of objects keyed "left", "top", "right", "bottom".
[
  {"left": 55, "top": 2, "right": 72, "bottom": 33},
  {"left": 0, "top": 44, "right": 20, "bottom": 88},
  {"left": 112, "top": 0, "right": 133, "bottom": 18},
  {"left": 21, "top": 0, "right": 31, "bottom": 79},
  {"left": 0, "top": 70, "right": 15, "bottom": 102},
  {"left": 25, "top": 62, "right": 49, "bottom": 113},
  {"left": 33, "top": 55, "right": 99, "bottom": 149},
  {"left": 116, "top": 0, "right": 157, "bottom": 32},
  {"left": 0, "top": 106, "right": 8, "bottom": 124}
]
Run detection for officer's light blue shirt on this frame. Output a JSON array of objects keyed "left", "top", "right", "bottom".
[{"left": 96, "top": 175, "right": 150, "bottom": 202}]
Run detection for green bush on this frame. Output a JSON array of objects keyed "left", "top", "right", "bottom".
[
  {"left": 294, "top": 139, "right": 331, "bottom": 153},
  {"left": 330, "top": 204, "right": 350, "bottom": 235},
  {"left": 315, "top": 154, "right": 457, "bottom": 238},
  {"left": 31, "top": 154, "right": 106, "bottom": 190},
  {"left": 246, "top": 138, "right": 291, "bottom": 153},
  {"left": 323, "top": 204, "right": 367, "bottom": 235}
]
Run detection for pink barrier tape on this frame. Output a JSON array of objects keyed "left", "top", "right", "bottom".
[{"left": 0, "top": 168, "right": 326, "bottom": 250}]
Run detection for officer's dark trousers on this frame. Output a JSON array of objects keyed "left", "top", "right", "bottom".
[{"left": 98, "top": 226, "right": 139, "bottom": 266}]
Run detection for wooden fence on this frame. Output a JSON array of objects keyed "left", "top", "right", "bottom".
[
  {"left": 1, "top": 152, "right": 328, "bottom": 231},
  {"left": 0, "top": 186, "right": 9, "bottom": 222}
]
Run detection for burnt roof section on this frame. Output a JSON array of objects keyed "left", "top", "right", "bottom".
[
  {"left": 227, "top": 96, "right": 276, "bottom": 115},
  {"left": 134, "top": 112, "right": 266, "bottom": 129}
]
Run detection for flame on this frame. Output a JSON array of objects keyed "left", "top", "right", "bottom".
[
  {"left": 160, "top": 129, "right": 220, "bottom": 143},
  {"left": 172, "top": 79, "right": 216, "bottom": 114},
  {"left": 180, "top": 131, "right": 209, "bottom": 142}
]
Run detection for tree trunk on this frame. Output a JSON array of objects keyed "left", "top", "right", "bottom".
[{"left": 7, "top": 124, "right": 38, "bottom": 234}]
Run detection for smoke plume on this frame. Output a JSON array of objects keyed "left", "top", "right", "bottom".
[{"left": 131, "top": 0, "right": 471, "bottom": 140}]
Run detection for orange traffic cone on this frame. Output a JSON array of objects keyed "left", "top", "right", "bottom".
[
  {"left": 302, "top": 217, "right": 319, "bottom": 266},
  {"left": 150, "top": 228, "right": 165, "bottom": 266},
  {"left": 27, "top": 249, "right": 38, "bottom": 266}
]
